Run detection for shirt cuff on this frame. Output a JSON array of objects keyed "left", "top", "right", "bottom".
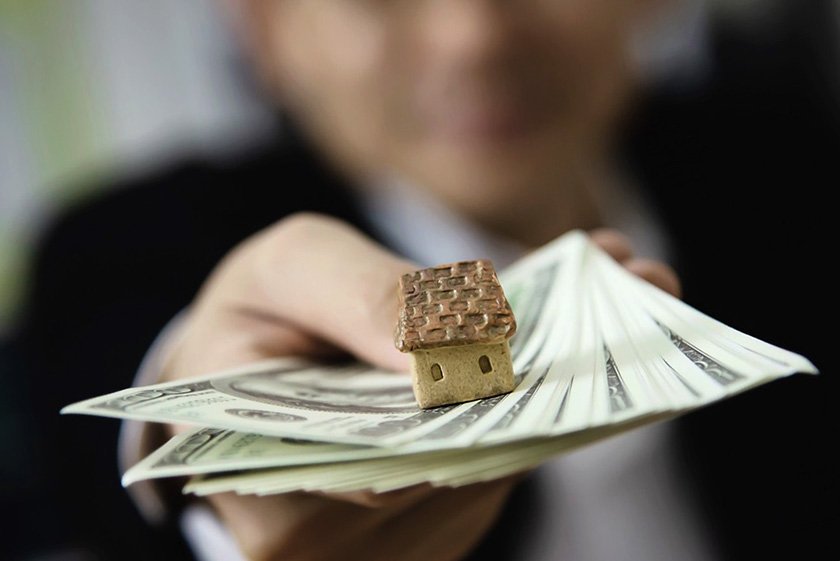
[
  {"left": 180, "top": 503, "right": 248, "bottom": 561},
  {"left": 118, "top": 309, "right": 190, "bottom": 524}
]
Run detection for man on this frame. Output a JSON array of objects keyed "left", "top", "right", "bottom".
[{"left": 11, "top": 1, "right": 836, "bottom": 560}]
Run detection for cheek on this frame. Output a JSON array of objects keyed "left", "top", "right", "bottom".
[
  {"left": 315, "top": 8, "right": 390, "bottom": 86},
  {"left": 261, "top": 3, "right": 409, "bottom": 175},
  {"left": 534, "top": 6, "right": 632, "bottom": 126},
  {"left": 570, "top": 13, "right": 635, "bottom": 124},
  {"left": 269, "top": 4, "right": 394, "bottom": 133}
]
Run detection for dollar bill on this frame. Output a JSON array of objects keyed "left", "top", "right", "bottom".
[{"left": 64, "top": 230, "right": 819, "bottom": 495}]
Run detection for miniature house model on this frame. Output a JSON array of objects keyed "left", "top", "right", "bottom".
[{"left": 395, "top": 259, "right": 517, "bottom": 409}]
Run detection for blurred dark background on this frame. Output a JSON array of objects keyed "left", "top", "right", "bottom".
[{"left": 1, "top": 1, "right": 838, "bottom": 560}]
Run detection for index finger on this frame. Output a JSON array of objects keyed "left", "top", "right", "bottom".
[{"left": 203, "top": 213, "right": 417, "bottom": 372}]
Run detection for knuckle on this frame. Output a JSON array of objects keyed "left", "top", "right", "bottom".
[
  {"left": 268, "top": 212, "right": 343, "bottom": 244},
  {"left": 257, "top": 212, "right": 357, "bottom": 268},
  {"left": 250, "top": 212, "right": 343, "bottom": 291},
  {"left": 589, "top": 228, "right": 634, "bottom": 261}
]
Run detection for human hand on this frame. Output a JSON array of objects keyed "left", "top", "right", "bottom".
[{"left": 159, "top": 214, "right": 680, "bottom": 561}]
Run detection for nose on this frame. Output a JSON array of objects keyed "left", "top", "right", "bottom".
[{"left": 418, "top": 0, "right": 521, "bottom": 66}]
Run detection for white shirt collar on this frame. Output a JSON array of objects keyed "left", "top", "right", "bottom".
[
  {"left": 357, "top": 174, "right": 670, "bottom": 267},
  {"left": 358, "top": 178, "right": 526, "bottom": 269}
]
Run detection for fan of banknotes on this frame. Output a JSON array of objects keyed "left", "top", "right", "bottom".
[{"left": 63, "top": 231, "right": 818, "bottom": 497}]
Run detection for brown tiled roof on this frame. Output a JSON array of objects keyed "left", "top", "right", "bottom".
[{"left": 395, "top": 259, "right": 517, "bottom": 352}]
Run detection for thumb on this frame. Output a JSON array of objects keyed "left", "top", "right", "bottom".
[{"left": 213, "top": 213, "right": 417, "bottom": 372}]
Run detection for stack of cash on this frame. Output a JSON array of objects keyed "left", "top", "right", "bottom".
[{"left": 63, "top": 231, "right": 817, "bottom": 497}]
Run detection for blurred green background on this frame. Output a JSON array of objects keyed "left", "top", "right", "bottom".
[
  {"left": 0, "top": 0, "right": 275, "bottom": 336},
  {"left": 1, "top": 1, "right": 104, "bottom": 330}
]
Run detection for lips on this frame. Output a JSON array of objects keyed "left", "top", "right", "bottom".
[
  {"left": 432, "top": 100, "right": 539, "bottom": 143},
  {"left": 412, "top": 76, "right": 549, "bottom": 147}
]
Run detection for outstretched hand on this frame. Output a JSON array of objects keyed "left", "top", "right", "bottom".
[{"left": 158, "top": 213, "right": 681, "bottom": 561}]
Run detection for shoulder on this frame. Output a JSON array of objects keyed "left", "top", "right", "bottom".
[
  {"left": 40, "top": 143, "right": 345, "bottom": 252},
  {"left": 17, "top": 140, "right": 370, "bottom": 350},
  {"left": 30, "top": 140, "right": 364, "bottom": 285}
]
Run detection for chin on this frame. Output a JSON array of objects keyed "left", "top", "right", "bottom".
[
  {"left": 405, "top": 141, "right": 563, "bottom": 210},
  {"left": 429, "top": 165, "right": 553, "bottom": 227}
]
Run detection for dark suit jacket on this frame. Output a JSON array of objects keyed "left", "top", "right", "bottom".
[{"left": 6, "top": 10, "right": 838, "bottom": 561}]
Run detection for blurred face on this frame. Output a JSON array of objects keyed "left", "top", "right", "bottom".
[{"left": 237, "top": 0, "right": 650, "bottom": 232}]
